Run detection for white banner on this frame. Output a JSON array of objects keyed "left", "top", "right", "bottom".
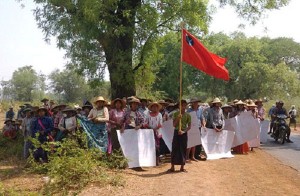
[
  {"left": 187, "top": 112, "right": 202, "bottom": 148},
  {"left": 260, "top": 120, "right": 270, "bottom": 143},
  {"left": 117, "top": 129, "right": 156, "bottom": 168},
  {"left": 225, "top": 111, "right": 260, "bottom": 147},
  {"left": 201, "top": 128, "right": 235, "bottom": 160},
  {"left": 161, "top": 120, "right": 174, "bottom": 152}
]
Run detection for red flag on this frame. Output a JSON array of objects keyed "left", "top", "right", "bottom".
[{"left": 182, "top": 29, "right": 229, "bottom": 81}]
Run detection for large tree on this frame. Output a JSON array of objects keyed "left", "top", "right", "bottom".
[
  {"left": 32, "top": 0, "right": 289, "bottom": 98},
  {"left": 10, "top": 66, "right": 43, "bottom": 101}
]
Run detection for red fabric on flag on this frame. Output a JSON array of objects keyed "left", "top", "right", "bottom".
[{"left": 182, "top": 29, "right": 229, "bottom": 81}]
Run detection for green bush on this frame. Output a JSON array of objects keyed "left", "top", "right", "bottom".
[
  {"left": 28, "top": 131, "right": 126, "bottom": 195},
  {"left": 0, "top": 132, "right": 24, "bottom": 161}
]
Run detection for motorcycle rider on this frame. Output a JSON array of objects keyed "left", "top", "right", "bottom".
[{"left": 272, "top": 101, "right": 293, "bottom": 143}]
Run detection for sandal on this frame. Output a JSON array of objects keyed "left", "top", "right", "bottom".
[
  {"left": 180, "top": 169, "right": 187, "bottom": 173},
  {"left": 167, "top": 168, "right": 175, "bottom": 173}
]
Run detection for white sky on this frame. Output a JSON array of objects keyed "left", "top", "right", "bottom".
[{"left": 0, "top": 0, "right": 300, "bottom": 81}]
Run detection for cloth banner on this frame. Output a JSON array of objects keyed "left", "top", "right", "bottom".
[
  {"left": 260, "top": 120, "right": 270, "bottom": 143},
  {"left": 225, "top": 111, "right": 260, "bottom": 147},
  {"left": 161, "top": 120, "right": 174, "bottom": 152},
  {"left": 77, "top": 116, "right": 108, "bottom": 152},
  {"left": 201, "top": 128, "right": 234, "bottom": 160},
  {"left": 117, "top": 129, "right": 156, "bottom": 168},
  {"left": 187, "top": 111, "right": 202, "bottom": 148}
]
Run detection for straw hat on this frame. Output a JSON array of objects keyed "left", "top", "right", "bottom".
[
  {"left": 235, "top": 100, "right": 246, "bottom": 105},
  {"left": 222, "top": 104, "right": 232, "bottom": 109},
  {"left": 111, "top": 98, "right": 126, "bottom": 108},
  {"left": 212, "top": 97, "right": 222, "bottom": 104},
  {"left": 74, "top": 104, "right": 82, "bottom": 110},
  {"left": 189, "top": 98, "right": 201, "bottom": 104},
  {"left": 148, "top": 102, "right": 162, "bottom": 111},
  {"left": 180, "top": 99, "right": 188, "bottom": 104},
  {"left": 164, "top": 98, "right": 175, "bottom": 103},
  {"left": 52, "top": 104, "right": 67, "bottom": 111},
  {"left": 82, "top": 104, "right": 93, "bottom": 110},
  {"left": 94, "top": 96, "right": 107, "bottom": 104},
  {"left": 128, "top": 97, "right": 140, "bottom": 104},
  {"left": 62, "top": 106, "right": 76, "bottom": 113},
  {"left": 23, "top": 108, "right": 32, "bottom": 113},
  {"left": 105, "top": 101, "right": 111, "bottom": 106},
  {"left": 139, "top": 98, "right": 148, "bottom": 103},
  {"left": 233, "top": 99, "right": 239, "bottom": 104},
  {"left": 37, "top": 107, "right": 48, "bottom": 113},
  {"left": 158, "top": 100, "right": 169, "bottom": 105},
  {"left": 41, "top": 98, "right": 49, "bottom": 102},
  {"left": 4, "top": 118, "right": 12, "bottom": 124},
  {"left": 247, "top": 101, "right": 257, "bottom": 107},
  {"left": 255, "top": 98, "right": 263, "bottom": 103}
]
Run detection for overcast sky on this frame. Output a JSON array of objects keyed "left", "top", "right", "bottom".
[{"left": 1, "top": 0, "right": 300, "bottom": 81}]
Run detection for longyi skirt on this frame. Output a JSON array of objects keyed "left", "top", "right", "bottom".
[{"left": 171, "top": 130, "right": 187, "bottom": 165}]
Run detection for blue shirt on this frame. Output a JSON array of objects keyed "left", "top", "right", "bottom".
[
  {"left": 32, "top": 116, "right": 54, "bottom": 142},
  {"left": 6, "top": 110, "right": 15, "bottom": 119}
]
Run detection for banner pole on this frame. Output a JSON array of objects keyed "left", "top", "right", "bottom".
[{"left": 179, "top": 24, "right": 184, "bottom": 133}]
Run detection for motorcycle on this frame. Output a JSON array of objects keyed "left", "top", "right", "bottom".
[{"left": 272, "top": 114, "right": 289, "bottom": 144}]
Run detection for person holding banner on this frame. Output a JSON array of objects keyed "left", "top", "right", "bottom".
[
  {"left": 145, "top": 102, "right": 163, "bottom": 166},
  {"left": 123, "top": 98, "right": 144, "bottom": 130},
  {"left": 187, "top": 98, "right": 204, "bottom": 161},
  {"left": 88, "top": 96, "right": 110, "bottom": 149},
  {"left": 206, "top": 98, "right": 225, "bottom": 132},
  {"left": 232, "top": 100, "right": 250, "bottom": 154},
  {"left": 168, "top": 100, "right": 191, "bottom": 173}
]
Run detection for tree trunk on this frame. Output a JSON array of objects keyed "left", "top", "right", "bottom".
[{"left": 101, "top": 0, "right": 141, "bottom": 99}]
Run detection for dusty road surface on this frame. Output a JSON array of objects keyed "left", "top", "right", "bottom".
[
  {"left": 262, "top": 131, "right": 300, "bottom": 171},
  {"left": 81, "top": 149, "right": 300, "bottom": 196}
]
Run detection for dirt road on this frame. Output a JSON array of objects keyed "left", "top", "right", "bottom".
[{"left": 81, "top": 149, "right": 300, "bottom": 196}]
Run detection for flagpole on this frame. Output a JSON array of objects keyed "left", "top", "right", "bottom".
[{"left": 179, "top": 23, "right": 184, "bottom": 134}]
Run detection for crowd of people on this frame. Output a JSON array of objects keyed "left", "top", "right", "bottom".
[{"left": 1, "top": 96, "right": 297, "bottom": 172}]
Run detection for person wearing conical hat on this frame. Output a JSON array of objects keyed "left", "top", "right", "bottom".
[
  {"left": 206, "top": 98, "right": 225, "bottom": 133},
  {"left": 158, "top": 100, "right": 169, "bottom": 122},
  {"left": 247, "top": 101, "right": 258, "bottom": 118},
  {"left": 187, "top": 98, "right": 205, "bottom": 161},
  {"left": 138, "top": 98, "right": 149, "bottom": 119},
  {"left": 2, "top": 119, "right": 16, "bottom": 139},
  {"left": 52, "top": 104, "right": 67, "bottom": 129},
  {"left": 109, "top": 98, "right": 126, "bottom": 151},
  {"left": 255, "top": 99, "right": 265, "bottom": 121},
  {"left": 88, "top": 96, "right": 109, "bottom": 124},
  {"left": 123, "top": 98, "right": 144, "bottom": 130},
  {"left": 230, "top": 100, "right": 250, "bottom": 154},
  {"left": 221, "top": 104, "right": 232, "bottom": 119},
  {"left": 88, "top": 97, "right": 109, "bottom": 151},
  {"left": 230, "top": 100, "right": 246, "bottom": 118},
  {"left": 22, "top": 108, "right": 34, "bottom": 159},
  {"left": 6, "top": 106, "right": 15, "bottom": 120},
  {"left": 168, "top": 100, "right": 191, "bottom": 173},
  {"left": 56, "top": 107, "right": 77, "bottom": 141},
  {"left": 32, "top": 107, "right": 54, "bottom": 162},
  {"left": 144, "top": 102, "right": 163, "bottom": 166},
  {"left": 17, "top": 105, "right": 26, "bottom": 120}
]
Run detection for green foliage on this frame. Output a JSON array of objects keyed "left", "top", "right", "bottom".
[
  {"left": 148, "top": 30, "right": 300, "bottom": 100},
  {"left": 0, "top": 132, "right": 24, "bottom": 161},
  {"left": 48, "top": 68, "right": 111, "bottom": 102},
  {"left": 28, "top": 131, "right": 126, "bottom": 194}
]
